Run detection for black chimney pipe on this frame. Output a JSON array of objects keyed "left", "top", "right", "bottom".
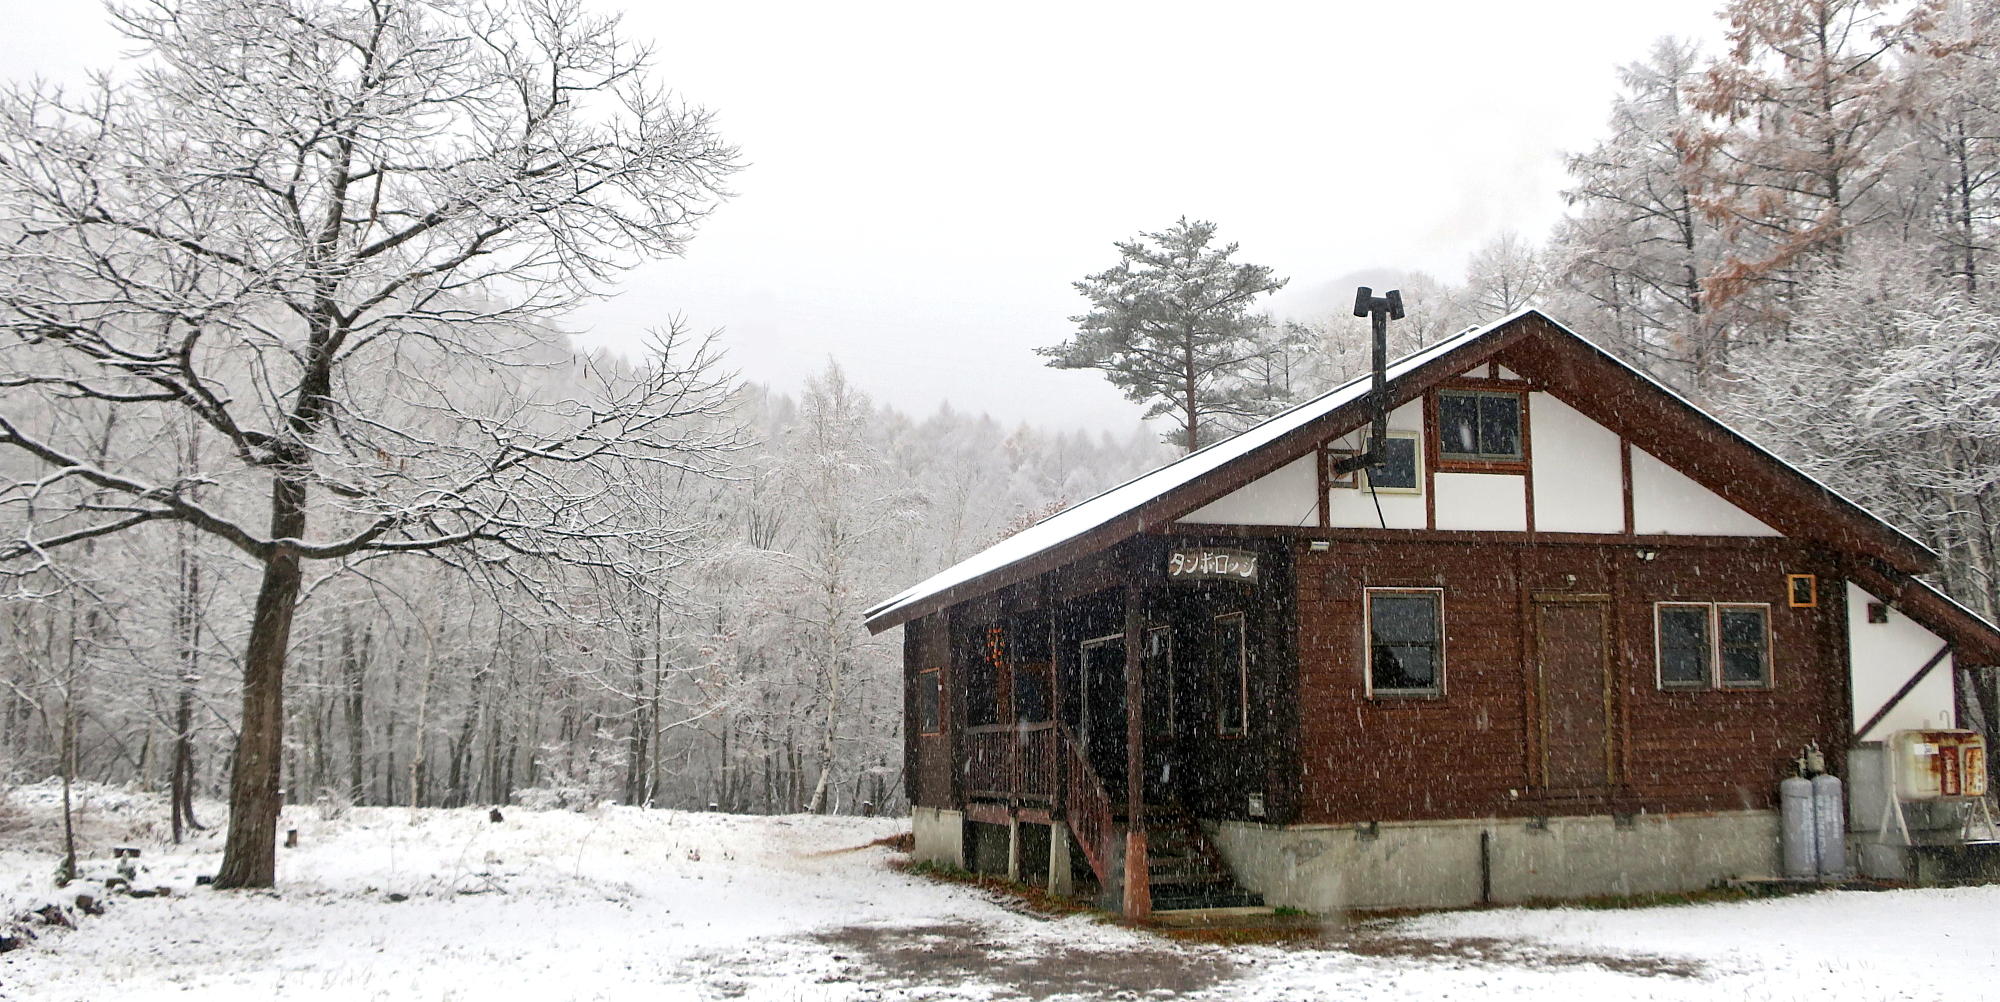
[{"left": 1332, "top": 287, "right": 1403, "bottom": 475}]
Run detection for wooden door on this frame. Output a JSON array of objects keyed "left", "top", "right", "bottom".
[{"left": 1534, "top": 596, "right": 1614, "bottom": 791}]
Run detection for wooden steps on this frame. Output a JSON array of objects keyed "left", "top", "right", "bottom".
[{"left": 1138, "top": 804, "right": 1264, "bottom": 912}]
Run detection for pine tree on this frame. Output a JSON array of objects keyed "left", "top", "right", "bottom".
[{"left": 1041, "top": 218, "right": 1287, "bottom": 452}]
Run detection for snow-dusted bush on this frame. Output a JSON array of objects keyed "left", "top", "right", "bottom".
[
  {"left": 312, "top": 788, "right": 353, "bottom": 822},
  {"left": 510, "top": 786, "right": 599, "bottom": 813}
]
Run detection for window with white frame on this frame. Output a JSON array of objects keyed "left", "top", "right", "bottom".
[
  {"left": 1654, "top": 602, "right": 1771, "bottom": 690},
  {"left": 1365, "top": 432, "right": 1422, "bottom": 493},
  {"left": 1366, "top": 588, "right": 1444, "bottom": 696},
  {"left": 1437, "top": 389, "right": 1524, "bottom": 462}
]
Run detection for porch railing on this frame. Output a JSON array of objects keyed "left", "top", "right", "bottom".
[{"left": 965, "top": 721, "right": 1056, "bottom": 803}]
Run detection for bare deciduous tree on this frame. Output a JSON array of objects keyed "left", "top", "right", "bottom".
[{"left": 0, "top": 0, "right": 740, "bottom": 887}]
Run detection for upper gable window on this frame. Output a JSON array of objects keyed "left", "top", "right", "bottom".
[
  {"left": 1438, "top": 390, "right": 1523, "bottom": 462},
  {"left": 1366, "top": 432, "right": 1421, "bottom": 493}
]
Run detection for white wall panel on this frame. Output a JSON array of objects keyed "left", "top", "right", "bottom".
[
  {"left": 1327, "top": 483, "right": 1427, "bottom": 528},
  {"left": 1435, "top": 473, "right": 1527, "bottom": 531},
  {"left": 1631, "top": 448, "right": 1778, "bottom": 536},
  {"left": 1528, "top": 392, "right": 1624, "bottom": 533},
  {"left": 1847, "top": 582, "right": 1956, "bottom": 740},
  {"left": 1177, "top": 455, "right": 1318, "bottom": 526},
  {"left": 1325, "top": 400, "right": 1427, "bottom": 529}
]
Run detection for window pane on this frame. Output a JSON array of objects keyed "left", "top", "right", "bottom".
[
  {"left": 1719, "top": 608, "right": 1768, "bottom": 685},
  {"left": 1658, "top": 607, "right": 1709, "bottom": 686},
  {"left": 1370, "top": 593, "right": 1440, "bottom": 693},
  {"left": 917, "top": 673, "right": 942, "bottom": 733},
  {"left": 1143, "top": 629, "right": 1173, "bottom": 736},
  {"left": 1371, "top": 594, "right": 1436, "bottom": 643},
  {"left": 1374, "top": 643, "right": 1436, "bottom": 690},
  {"left": 1719, "top": 607, "right": 1765, "bottom": 648},
  {"left": 1216, "top": 616, "right": 1246, "bottom": 734},
  {"left": 1370, "top": 436, "right": 1418, "bottom": 489},
  {"left": 1478, "top": 394, "right": 1522, "bottom": 458},
  {"left": 1439, "top": 393, "right": 1480, "bottom": 457}
]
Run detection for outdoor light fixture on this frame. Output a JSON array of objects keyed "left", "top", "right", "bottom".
[
  {"left": 1637, "top": 548, "right": 1659, "bottom": 561},
  {"left": 1309, "top": 540, "right": 1331, "bottom": 552}
]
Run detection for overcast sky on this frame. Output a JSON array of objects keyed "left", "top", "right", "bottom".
[{"left": 2, "top": 1, "right": 1727, "bottom": 433}]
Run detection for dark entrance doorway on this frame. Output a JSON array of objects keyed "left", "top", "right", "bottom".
[
  {"left": 1533, "top": 595, "right": 1614, "bottom": 791},
  {"left": 1079, "top": 633, "right": 1127, "bottom": 794}
]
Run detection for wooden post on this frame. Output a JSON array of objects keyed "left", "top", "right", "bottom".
[
  {"left": 1121, "top": 577, "right": 1150, "bottom": 918},
  {"left": 1006, "top": 817, "right": 1022, "bottom": 882},
  {"left": 1005, "top": 615, "right": 1021, "bottom": 804},
  {"left": 1049, "top": 577, "right": 1067, "bottom": 821}
]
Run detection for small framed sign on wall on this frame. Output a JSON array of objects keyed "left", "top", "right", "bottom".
[
  {"left": 1787, "top": 573, "right": 1818, "bottom": 608},
  {"left": 1166, "top": 547, "right": 1258, "bottom": 583}
]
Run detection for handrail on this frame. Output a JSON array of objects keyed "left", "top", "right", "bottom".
[
  {"left": 1055, "top": 720, "right": 1116, "bottom": 888},
  {"left": 965, "top": 721, "right": 1056, "bottom": 734}
]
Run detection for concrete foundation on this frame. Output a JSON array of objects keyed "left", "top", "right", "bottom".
[
  {"left": 912, "top": 807, "right": 966, "bottom": 869},
  {"left": 1205, "top": 810, "right": 1781, "bottom": 911},
  {"left": 914, "top": 809, "right": 1077, "bottom": 893}
]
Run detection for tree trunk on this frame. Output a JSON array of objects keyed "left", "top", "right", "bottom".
[
  {"left": 624, "top": 607, "right": 649, "bottom": 805},
  {"left": 171, "top": 531, "right": 203, "bottom": 841},
  {"left": 171, "top": 678, "right": 202, "bottom": 839},
  {"left": 57, "top": 682, "right": 77, "bottom": 884},
  {"left": 449, "top": 663, "right": 486, "bottom": 807},
  {"left": 214, "top": 478, "right": 308, "bottom": 890},
  {"left": 1182, "top": 328, "right": 1200, "bottom": 453},
  {"left": 341, "top": 622, "right": 366, "bottom": 804}
]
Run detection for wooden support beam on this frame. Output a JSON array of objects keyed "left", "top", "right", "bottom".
[
  {"left": 1854, "top": 644, "right": 1953, "bottom": 742},
  {"left": 1121, "top": 579, "right": 1150, "bottom": 918}
]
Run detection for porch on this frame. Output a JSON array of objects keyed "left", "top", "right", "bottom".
[{"left": 940, "top": 536, "right": 1292, "bottom": 915}]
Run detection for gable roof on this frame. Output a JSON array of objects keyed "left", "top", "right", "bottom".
[{"left": 864, "top": 310, "right": 1976, "bottom": 651}]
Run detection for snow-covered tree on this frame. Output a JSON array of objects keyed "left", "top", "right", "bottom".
[
  {"left": 1690, "top": 0, "right": 1909, "bottom": 334},
  {"left": 1555, "top": 38, "right": 1728, "bottom": 389},
  {"left": 1041, "top": 218, "right": 1288, "bottom": 452},
  {"left": 0, "top": 0, "right": 739, "bottom": 887},
  {"left": 1460, "top": 232, "right": 1550, "bottom": 319}
]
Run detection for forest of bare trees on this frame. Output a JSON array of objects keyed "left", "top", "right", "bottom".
[
  {"left": 6, "top": 0, "right": 2000, "bottom": 852},
  {"left": 0, "top": 351, "right": 1165, "bottom": 814}
]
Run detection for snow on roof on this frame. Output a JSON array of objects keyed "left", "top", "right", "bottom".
[
  {"left": 862, "top": 309, "right": 1534, "bottom": 630},
  {"left": 864, "top": 307, "right": 1943, "bottom": 632}
]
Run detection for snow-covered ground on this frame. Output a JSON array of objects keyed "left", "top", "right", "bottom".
[{"left": 2, "top": 783, "right": 1996, "bottom": 1000}]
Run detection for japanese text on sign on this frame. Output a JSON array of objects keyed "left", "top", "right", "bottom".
[{"left": 1166, "top": 548, "right": 1258, "bottom": 582}]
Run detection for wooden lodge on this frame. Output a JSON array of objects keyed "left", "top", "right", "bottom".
[{"left": 863, "top": 310, "right": 2000, "bottom": 915}]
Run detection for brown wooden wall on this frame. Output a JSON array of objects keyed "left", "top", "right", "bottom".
[
  {"left": 1296, "top": 535, "right": 1846, "bottom": 824},
  {"left": 906, "top": 613, "right": 953, "bottom": 809}
]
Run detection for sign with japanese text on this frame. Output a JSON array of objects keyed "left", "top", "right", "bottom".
[{"left": 1166, "top": 547, "right": 1258, "bottom": 583}]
